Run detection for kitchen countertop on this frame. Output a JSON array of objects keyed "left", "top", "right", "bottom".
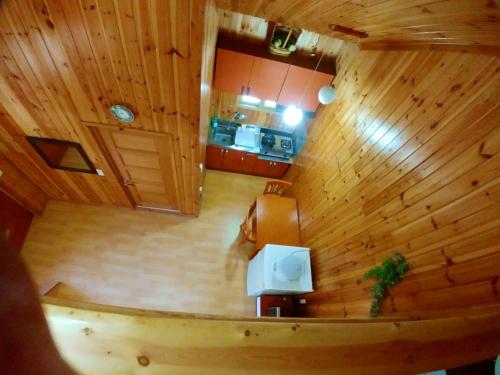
[{"left": 208, "top": 119, "right": 296, "bottom": 164}]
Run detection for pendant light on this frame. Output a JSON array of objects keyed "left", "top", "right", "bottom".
[{"left": 318, "top": 82, "right": 336, "bottom": 105}]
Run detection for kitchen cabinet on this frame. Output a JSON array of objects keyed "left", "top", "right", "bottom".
[
  {"left": 213, "top": 48, "right": 334, "bottom": 112},
  {"left": 213, "top": 49, "right": 253, "bottom": 95},
  {"left": 277, "top": 66, "right": 333, "bottom": 112},
  {"left": 205, "top": 145, "right": 289, "bottom": 178},
  {"left": 254, "top": 159, "right": 289, "bottom": 178},
  {"left": 247, "top": 57, "right": 289, "bottom": 101},
  {"left": 206, "top": 145, "right": 225, "bottom": 169},
  {"left": 214, "top": 49, "right": 288, "bottom": 102}
]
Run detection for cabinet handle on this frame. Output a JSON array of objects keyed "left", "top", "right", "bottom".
[
  {"left": 246, "top": 86, "right": 250, "bottom": 95},
  {"left": 241, "top": 85, "right": 245, "bottom": 95},
  {"left": 240, "top": 156, "right": 244, "bottom": 163},
  {"left": 220, "top": 148, "right": 224, "bottom": 156}
]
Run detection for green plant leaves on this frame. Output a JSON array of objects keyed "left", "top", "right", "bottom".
[{"left": 363, "top": 253, "right": 409, "bottom": 317}]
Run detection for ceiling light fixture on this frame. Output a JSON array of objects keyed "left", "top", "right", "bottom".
[
  {"left": 264, "top": 100, "right": 277, "bottom": 108},
  {"left": 241, "top": 95, "right": 261, "bottom": 105},
  {"left": 318, "top": 83, "right": 337, "bottom": 105},
  {"left": 283, "top": 105, "right": 303, "bottom": 127}
]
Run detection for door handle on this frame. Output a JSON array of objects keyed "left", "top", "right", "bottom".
[{"left": 122, "top": 178, "right": 135, "bottom": 186}]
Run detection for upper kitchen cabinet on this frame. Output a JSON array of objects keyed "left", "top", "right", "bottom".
[
  {"left": 247, "top": 57, "right": 289, "bottom": 101},
  {"left": 277, "top": 66, "right": 333, "bottom": 112},
  {"left": 213, "top": 45, "right": 335, "bottom": 112},
  {"left": 213, "top": 49, "right": 254, "bottom": 95},
  {"left": 214, "top": 49, "right": 288, "bottom": 102}
]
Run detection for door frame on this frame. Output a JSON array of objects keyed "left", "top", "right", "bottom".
[{"left": 85, "top": 122, "right": 181, "bottom": 214}]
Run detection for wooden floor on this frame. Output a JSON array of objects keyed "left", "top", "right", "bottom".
[{"left": 22, "top": 170, "right": 267, "bottom": 316}]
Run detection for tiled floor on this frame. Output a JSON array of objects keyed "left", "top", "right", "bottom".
[{"left": 22, "top": 170, "right": 268, "bottom": 316}]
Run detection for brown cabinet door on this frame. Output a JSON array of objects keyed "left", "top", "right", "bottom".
[
  {"left": 221, "top": 148, "right": 244, "bottom": 172},
  {"left": 206, "top": 145, "right": 224, "bottom": 169},
  {"left": 247, "top": 57, "right": 289, "bottom": 101},
  {"left": 240, "top": 153, "right": 258, "bottom": 174},
  {"left": 213, "top": 49, "right": 253, "bottom": 95},
  {"left": 254, "top": 159, "right": 289, "bottom": 178},
  {"left": 301, "top": 71, "right": 334, "bottom": 112},
  {"left": 278, "top": 66, "right": 333, "bottom": 112},
  {"left": 253, "top": 159, "right": 274, "bottom": 177},
  {"left": 270, "top": 161, "right": 290, "bottom": 178}
]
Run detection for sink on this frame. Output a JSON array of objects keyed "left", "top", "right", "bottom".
[{"left": 212, "top": 132, "right": 234, "bottom": 146}]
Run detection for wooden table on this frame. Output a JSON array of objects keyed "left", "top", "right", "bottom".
[{"left": 248, "top": 194, "right": 301, "bottom": 259}]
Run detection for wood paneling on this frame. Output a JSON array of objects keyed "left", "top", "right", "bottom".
[
  {"left": 0, "top": 189, "right": 33, "bottom": 252},
  {"left": 285, "top": 43, "right": 500, "bottom": 319},
  {"left": 45, "top": 299, "right": 500, "bottom": 374},
  {"left": 216, "top": 0, "right": 500, "bottom": 50},
  {"left": 0, "top": 0, "right": 218, "bottom": 215},
  {"left": 0, "top": 151, "right": 47, "bottom": 214},
  {"left": 22, "top": 170, "right": 268, "bottom": 316}
]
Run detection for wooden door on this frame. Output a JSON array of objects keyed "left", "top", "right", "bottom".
[
  {"left": 94, "top": 128, "right": 180, "bottom": 212},
  {"left": 213, "top": 49, "right": 253, "bottom": 95},
  {"left": 206, "top": 145, "right": 224, "bottom": 169},
  {"left": 248, "top": 57, "right": 289, "bottom": 101},
  {"left": 278, "top": 66, "right": 333, "bottom": 112}
]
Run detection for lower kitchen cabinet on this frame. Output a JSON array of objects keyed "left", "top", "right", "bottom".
[{"left": 205, "top": 145, "right": 289, "bottom": 178}]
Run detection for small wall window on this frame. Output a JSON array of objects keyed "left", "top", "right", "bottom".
[{"left": 27, "top": 137, "right": 97, "bottom": 174}]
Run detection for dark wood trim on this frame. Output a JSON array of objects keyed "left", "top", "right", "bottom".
[
  {"left": 217, "top": 32, "right": 336, "bottom": 75},
  {"left": 329, "top": 24, "right": 368, "bottom": 39},
  {"left": 26, "top": 136, "right": 97, "bottom": 174}
]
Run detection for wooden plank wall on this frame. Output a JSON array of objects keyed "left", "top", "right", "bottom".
[
  {"left": 0, "top": 0, "right": 217, "bottom": 215},
  {"left": 44, "top": 299, "right": 500, "bottom": 374},
  {"left": 0, "top": 151, "right": 47, "bottom": 214},
  {"left": 215, "top": 0, "right": 500, "bottom": 49},
  {"left": 199, "top": 0, "right": 219, "bottom": 167},
  {"left": 285, "top": 43, "right": 500, "bottom": 319}
]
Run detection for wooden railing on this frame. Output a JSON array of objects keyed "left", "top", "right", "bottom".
[{"left": 43, "top": 297, "right": 500, "bottom": 375}]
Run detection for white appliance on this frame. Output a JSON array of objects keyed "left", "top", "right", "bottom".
[
  {"left": 235, "top": 125, "right": 259, "bottom": 148},
  {"left": 247, "top": 244, "right": 313, "bottom": 297}
]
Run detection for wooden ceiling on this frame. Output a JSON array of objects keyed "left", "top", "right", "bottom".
[
  {"left": 215, "top": 0, "right": 500, "bottom": 49},
  {"left": 0, "top": 0, "right": 212, "bottom": 214}
]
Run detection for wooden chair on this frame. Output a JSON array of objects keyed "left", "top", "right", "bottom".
[
  {"left": 263, "top": 180, "right": 292, "bottom": 196},
  {"left": 240, "top": 200, "right": 257, "bottom": 243}
]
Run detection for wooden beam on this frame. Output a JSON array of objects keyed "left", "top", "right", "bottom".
[{"left": 43, "top": 298, "right": 500, "bottom": 374}]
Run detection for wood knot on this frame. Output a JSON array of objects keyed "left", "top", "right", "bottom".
[
  {"left": 137, "top": 355, "right": 150, "bottom": 367},
  {"left": 244, "top": 329, "right": 250, "bottom": 337},
  {"left": 82, "top": 327, "right": 93, "bottom": 336}
]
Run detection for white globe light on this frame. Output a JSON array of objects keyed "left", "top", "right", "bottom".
[
  {"left": 283, "top": 105, "right": 303, "bottom": 126},
  {"left": 318, "top": 85, "right": 337, "bottom": 105}
]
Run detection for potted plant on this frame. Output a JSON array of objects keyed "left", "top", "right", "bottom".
[{"left": 269, "top": 25, "right": 301, "bottom": 57}]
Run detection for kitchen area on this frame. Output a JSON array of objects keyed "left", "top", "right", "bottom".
[{"left": 205, "top": 27, "right": 337, "bottom": 178}]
